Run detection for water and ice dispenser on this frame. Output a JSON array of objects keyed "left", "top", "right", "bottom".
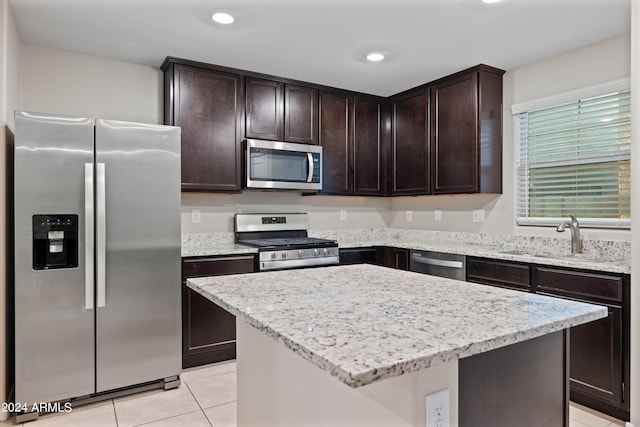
[{"left": 32, "top": 214, "right": 79, "bottom": 270}]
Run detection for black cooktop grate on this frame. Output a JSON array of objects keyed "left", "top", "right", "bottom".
[{"left": 238, "top": 237, "right": 337, "bottom": 248}]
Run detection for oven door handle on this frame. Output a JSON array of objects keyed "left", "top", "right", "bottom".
[{"left": 307, "top": 153, "right": 314, "bottom": 183}]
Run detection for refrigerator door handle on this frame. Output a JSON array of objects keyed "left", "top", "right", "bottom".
[
  {"left": 84, "top": 163, "right": 94, "bottom": 310},
  {"left": 97, "top": 162, "right": 106, "bottom": 308}
]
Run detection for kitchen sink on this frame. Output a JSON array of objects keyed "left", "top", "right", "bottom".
[{"left": 497, "top": 249, "right": 599, "bottom": 262}]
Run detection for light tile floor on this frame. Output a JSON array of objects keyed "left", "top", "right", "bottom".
[{"left": 0, "top": 360, "right": 626, "bottom": 426}]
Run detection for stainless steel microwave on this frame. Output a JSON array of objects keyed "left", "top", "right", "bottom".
[{"left": 244, "top": 139, "right": 322, "bottom": 191}]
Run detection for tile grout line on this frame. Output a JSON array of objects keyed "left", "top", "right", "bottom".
[
  {"left": 129, "top": 409, "right": 208, "bottom": 427},
  {"left": 111, "top": 398, "right": 119, "bottom": 427},
  {"left": 180, "top": 374, "right": 214, "bottom": 427}
]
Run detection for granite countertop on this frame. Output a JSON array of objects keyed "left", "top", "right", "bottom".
[
  {"left": 337, "top": 239, "right": 630, "bottom": 274},
  {"left": 181, "top": 229, "right": 630, "bottom": 274},
  {"left": 187, "top": 264, "right": 607, "bottom": 388}
]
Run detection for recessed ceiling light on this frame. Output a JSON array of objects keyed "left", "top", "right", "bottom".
[
  {"left": 211, "top": 11, "right": 235, "bottom": 24},
  {"left": 366, "top": 52, "right": 386, "bottom": 62},
  {"left": 481, "top": 0, "right": 502, "bottom": 3}
]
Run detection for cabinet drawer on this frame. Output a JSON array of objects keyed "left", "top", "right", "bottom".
[
  {"left": 466, "top": 258, "right": 530, "bottom": 290},
  {"left": 339, "top": 248, "right": 378, "bottom": 265},
  {"left": 534, "top": 267, "right": 623, "bottom": 303},
  {"left": 183, "top": 255, "right": 256, "bottom": 279}
]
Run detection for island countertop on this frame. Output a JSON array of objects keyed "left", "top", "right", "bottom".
[{"left": 187, "top": 264, "right": 607, "bottom": 388}]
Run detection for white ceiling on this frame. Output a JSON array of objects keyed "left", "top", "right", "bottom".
[{"left": 9, "top": 0, "right": 631, "bottom": 97}]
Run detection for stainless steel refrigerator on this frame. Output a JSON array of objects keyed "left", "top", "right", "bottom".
[{"left": 14, "top": 111, "right": 182, "bottom": 420}]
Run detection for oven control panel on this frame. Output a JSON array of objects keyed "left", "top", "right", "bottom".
[{"left": 258, "top": 246, "right": 339, "bottom": 271}]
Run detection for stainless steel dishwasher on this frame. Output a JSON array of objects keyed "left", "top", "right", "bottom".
[{"left": 409, "top": 250, "right": 466, "bottom": 280}]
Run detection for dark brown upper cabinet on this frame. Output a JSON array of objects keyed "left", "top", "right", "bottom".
[
  {"left": 285, "top": 84, "right": 319, "bottom": 145},
  {"left": 162, "top": 57, "right": 503, "bottom": 195},
  {"left": 431, "top": 65, "right": 504, "bottom": 194},
  {"left": 245, "top": 77, "right": 318, "bottom": 145},
  {"left": 319, "top": 90, "right": 352, "bottom": 194},
  {"left": 319, "top": 90, "right": 383, "bottom": 195},
  {"left": 353, "top": 96, "right": 383, "bottom": 195},
  {"left": 389, "top": 88, "right": 430, "bottom": 195},
  {"left": 162, "top": 61, "right": 243, "bottom": 192}
]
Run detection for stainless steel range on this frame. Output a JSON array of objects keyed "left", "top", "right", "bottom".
[{"left": 235, "top": 213, "right": 339, "bottom": 271}]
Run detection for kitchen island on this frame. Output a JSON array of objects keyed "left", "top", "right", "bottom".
[{"left": 187, "top": 264, "right": 607, "bottom": 427}]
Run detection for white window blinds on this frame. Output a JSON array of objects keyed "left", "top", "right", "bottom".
[{"left": 514, "top": 87, "right": 631, "bottom": 228}]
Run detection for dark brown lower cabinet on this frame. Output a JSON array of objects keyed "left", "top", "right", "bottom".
[
  {"left": 378, "top": 247, "right": 409, "bottom": 270},
  {"left": 339, "top": 247, "right": 409, "bottom": 270},
  {"left": 182, "top": 255, "right": 256, "bottom": 368},
  {"left": 460, "top": 330, "right": 568, "bottom": 427},
  {"left": 534, "top": 267, "right": 629, "bottom": 421},
  {"left": 466, "top": 257, "right": 530, "bottom": 291},
  {"left": 466, "top": 257, "right": 630, "bottom": 421},
  {"left": 338, "top": 247, "right": 378, "bottom": 265}
]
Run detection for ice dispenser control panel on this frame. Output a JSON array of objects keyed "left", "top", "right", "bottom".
[{"left": 32, "top": 214, "right": 79, "bottom": 270}]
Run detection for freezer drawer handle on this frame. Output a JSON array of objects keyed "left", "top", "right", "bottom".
[
  {"left": 97, "top": 163, "right": 106, "bottom": 308},
  {"left": 84, "top": 163, "right": 94, "bottom": 310},
  {"left": 411, "top": 255, "right": 464, "bottom": 269}
]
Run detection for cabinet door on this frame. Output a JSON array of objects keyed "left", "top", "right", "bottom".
[
  {"left": 380, "top": 247, "right": 409, "bottom": 270},
  {"left": 466, "top": 257, "right": 530, "bottom": 291},
  {"left": 319, "top": 90, "right": 353, "bottom": 194},
  {"left": 353, "top": 97, "right": 383, "bottom": 195},
  {"left": 391, "top": 90, "right": 429, "bottom": 195},
  {"left": 431, "top": 72, "right": 478, "bottom": 194},
  {"left": 538, "top": 291, "right": 623, "bottom": 408},
  {"left": 285, "top": 84, "right": 318, "bottom": 145},
  {"left": 570, "top": 305, "right": 623, "bottom": 406},
  {"left": 534, "top": 266, "right": 627, "bottom": 417},
  {"left": 172, "top": 65, "right": 243, "bottom": 191},
  {"left": 245, "top": 77, "right": 284, "bottom": 141},
  {"left": 339, "top": 248, "right": 378, "bottom": 265},
  {"left": 182, "top": 255, "right": 255, "bottom": 368}
]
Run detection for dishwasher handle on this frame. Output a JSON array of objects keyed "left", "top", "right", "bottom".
[{"left": 410, "top": 254, "right": 464, "bottom": 269}]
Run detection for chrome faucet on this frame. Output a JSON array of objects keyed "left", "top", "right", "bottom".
[{"left": 556, "top": 215, "right": 582, "bottom": 254}]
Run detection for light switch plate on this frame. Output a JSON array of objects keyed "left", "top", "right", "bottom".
[
  {"left": 340, "top": 209, "right": 347, "bottom": 221},
  {"left": 435, "top": 209, "right": 442, "bottom": 221},
  {"left": 406, "top": 210, "right": 413, "bottom": 221},
  {"left": 191, "top": 209, "right": 201, "bottom": 224},
  {"left": 472, "top": 209, "right": 485, "bottom": 222}
]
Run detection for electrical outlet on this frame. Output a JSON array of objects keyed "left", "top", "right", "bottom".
[
  {"left": 426, "top": 388, "right": 449, "bottom": 427},
  {"left": 434, "top": 209, "right": 442, "bottom": 222},
  {"left": 406, "top": 210, "right": 413, "bottom": 221},
  {"left": 191, "top": 209, "right": 201, "bottom": 224},
  {"left": 472, "top": 208, "right": 485, "bottom": 222},
  {"left": 340, "top": 209, "right": 347, "bottom": 221}
]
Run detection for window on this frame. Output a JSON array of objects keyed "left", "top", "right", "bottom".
[{"left": 513, "top": 80, "right": 630, "bottom": 229}]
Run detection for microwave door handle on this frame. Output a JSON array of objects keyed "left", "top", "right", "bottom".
[{"left": 307, "top": 153, "right": 314, "bottom": 183}]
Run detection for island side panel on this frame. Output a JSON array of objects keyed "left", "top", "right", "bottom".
[
  {"left": 236, "top": 318, "right": 459, "bottom": 427},
  {"left": 459, "top": 330, "right": 569, "bottom": 427}
]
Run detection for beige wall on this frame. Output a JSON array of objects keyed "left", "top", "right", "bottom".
[
  {"left": 388, "top": 33, "right": 631, "bottom": 243},
  {"left": 1, "top": 0, "right": 21, "bottom": 419},
  {"left": 19, "top": 35, "right": 632, "bottom": 239},
  {"left": 630, "top": 1, "right": 639, "bottom": 424},
  {"left": 181, "top": 192, "right": 390, "bottom": 233},
  {"left": 20, "top": 44, "right": 163, "bottom": 124}
]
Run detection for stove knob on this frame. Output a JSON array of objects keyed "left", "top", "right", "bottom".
[
  {"left": 281, "top": 252, "right": 287, "bottom": 259},
  {"left": 323, "top": 248, "right": 329, "bottom": 255},
  {"left": 298, "top": 250, "right": 304, "bottom": 257},
  {"left": 313, "top": 249, "right": 319, "bottom": 256},
  {"left": 270, "top": 253, "right": 277, "bottom": 260}
]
